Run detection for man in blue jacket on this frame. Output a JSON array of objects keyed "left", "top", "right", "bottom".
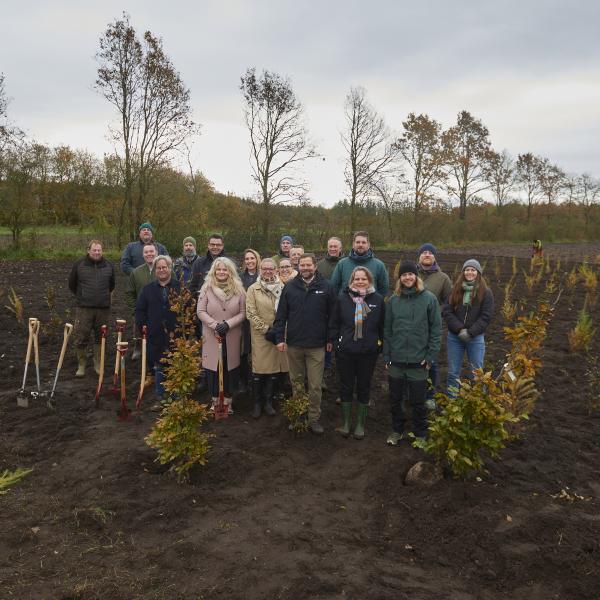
[
  {"left": 273, "top": 254, "right": 336, "bottom": 434},
  {"left": 120, "top": 222, "right": 168, "bottom": 275}
]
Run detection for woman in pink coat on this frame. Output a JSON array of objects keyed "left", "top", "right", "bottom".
[{"left": 197, "top": 257, "right": 246, "bottom": 413}]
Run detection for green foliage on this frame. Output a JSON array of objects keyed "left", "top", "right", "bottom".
[
  {"left": 568, "top": 307, "right": 595, "bottom": 353},
  {"left": 0, "top": 467, "right": 33, "bottom": 494},
  {"left": 282, "top": 381, "right": 310, "bottom": 433}
]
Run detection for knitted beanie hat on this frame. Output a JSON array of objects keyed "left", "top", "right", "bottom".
[
  {"left": 139, "top": 222, "right": 154, "bottom": 233},
  {"left": 280, "top": 235, "right": 294, "bottom": 244},
  {"left": 183, "top": 236, "right": 196, "bottom": 248},
  {"left": 462, "top": 259, "right": 482, "bottom": 274},
  {"left": 398, "top": 261, "right": 419, "bottom": 276},
  {"left": 418, "top": 243, "right": 437, "bottom": 258}
]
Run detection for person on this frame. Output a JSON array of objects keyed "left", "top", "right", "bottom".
[
  {"left": 239, "top": 249, "right": 261, "bottom": 392},
  {"left": 316, "top": 237, "right": 344, "bottom": 280},
  {"left": 415, "top": 243, "right": 452, "bottom": 409},
  {"left": 278, "top": 258, "right": 297, "bottom": 284},
  {"left": 120, "top": 222, "right": 168, "bottom": 275},
  {"left": 442, "top": 259, "right": 494, "bottom": 397},
  {"left": 189, "top": 234, "right": 227, "bottom": 298},
  {"left": 332, "top": 267, "right": 384, "bottom": 440},
  {"left": 289, "top": 245, "right": 304, "bottom": 270},
  {"left": 246, "top": 257, "right": 289, "bottom": 418},
  {"left": 69, "top": 240, "right": 116, "bottom": 377},
  {"left": 197, "top": 257, "right": 246, "bottom": 414},
  {"left": 273, "top": 254, "right": 336, "bottom": 434},
  {"left": 384, "top": 261, "right": 441, "bottom": 445},
  {"left": 135, "top": 255, "right": 180, "bottom": 400},
  {"left": 532, "top": 239, "right": 543, "bottom": 259},
  {"left": 271, "top": 234, "right": 293, "bottom": 266},
  {"left": 125, "top": 243, "right": 157, "bottom": 361},
  {"left": 173, "top": 236, "right": 201, "bottom": 287},
  {"left": 331, "top": 231, "right": 389, "bottom": 296}
]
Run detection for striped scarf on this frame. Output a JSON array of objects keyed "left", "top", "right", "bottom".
[{"left": 349, "top": 287, "right": 372, "bottom": 341}]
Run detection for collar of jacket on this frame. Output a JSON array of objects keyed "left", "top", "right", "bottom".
[
  {"left": 205, "top": 249, "right": 225, "bottom": 261},
  {"left": 349, "top": 248, "right": 374, "bottom": 262},
  {"left": 84, "top": 255, "right": 106, "bottom": 267},
  {"left": 325, "top": 253, "right": 343, "bottom": 263},
  {"left": 292, "top": 271, "right": 324, "bottom": 289}
]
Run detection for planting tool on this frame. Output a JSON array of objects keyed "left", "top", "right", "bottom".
[
  {"left": 116, "top": 341, "right": 131, "bottom": 421},
  {"left": 135, "top": 325, "right": 148, "bottom": 415},
  {"left": 93, "top": 324, "right": 108, "bottom": 407},
  {"left": 32, "top": 318, "right": 41, "bottom": 392},
  {"left": 214, "top": 335, "right": 228, "bottom": 421},
  {"left": 17, "top": 318, "right": 38, "bottom": 407},
  {"left": 112, "top": 319, "right": 127, "bottom": 397},
  {"left": 49, "top": 322, "right": 74, "bottom": 401}
]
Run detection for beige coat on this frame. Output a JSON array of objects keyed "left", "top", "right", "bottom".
[
  {"left": 246, "top": 281, "right": 289, "bottom": 374},
  {"left": 197, "top": 287, "right": 246, "bottom": 372}
]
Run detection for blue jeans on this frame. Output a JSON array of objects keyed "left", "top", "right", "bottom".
[{"left": 446, "top": 332, "right": 485, "bottom": 397}]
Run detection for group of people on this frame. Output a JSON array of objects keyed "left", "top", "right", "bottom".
[{"left": 67, "top": 223, "right": 494, "bottom": 443}]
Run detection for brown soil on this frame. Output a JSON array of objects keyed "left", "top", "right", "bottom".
[{"left": 1, "top": 245, "right": 599, "bottom": 600}]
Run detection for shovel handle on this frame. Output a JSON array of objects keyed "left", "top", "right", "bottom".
[
  {"left": 56, "top": 323, "right": 74, "bottom": 372},
  {"left": 25, "top": 318, "right": 37, "bottom": 364},
  {"left": 136, "top": 326, "right": 148, "bottom": 411},
  {"left": 32, "top": 318, "right": 41, "bottom": 364}
]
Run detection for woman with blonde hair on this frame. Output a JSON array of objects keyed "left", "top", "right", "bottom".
[
  {"left": 278, "top": 258, "right": 297, "bottom": 284},
  {"left": 197, "top": 256, "right": 246, "bottom": 413},
  {"left": 239, "top": 249, "right": 261, "bottom": 392},
  {"left": 383, "top": 261, "right": 441, "bottom": 445}
]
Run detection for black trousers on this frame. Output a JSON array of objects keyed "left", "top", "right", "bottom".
[
  {"left": 336, "top": 351, "right": 378, "bottom": 405},
  {"left": 388, "top": 375, "right": 428, "bottom": 437}
]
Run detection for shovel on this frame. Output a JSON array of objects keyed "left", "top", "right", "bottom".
[
  {"left": 116, "top": 341, "right": 131, "bottom": 421},
  {"left": 214, "top": 335, "right": 228, "bottom": 421},
  {"left": 49, "top": 322, "right": 74, "bottom": 404},
  {"left": 17, "top": 318, "right": 38, "bottom": 408},
  {"left": 32, "top": 318, "right": 41, "bottom": 393},
  {"left": 112, "top": 319, "right": 127, "bottom": 398},
  {"left": 135, "top": 325, "right": 148, "bottom": 415},
  {"left": 93, "top": 324, "right": 108, "bottom": 407}
]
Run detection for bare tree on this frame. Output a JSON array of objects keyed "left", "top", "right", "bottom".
[
  {"left": 395, "top": 112, "right": 446, "bottom": 217},
  {"left": 240, "top": 67, "right": 316, "bottom": 244},
  {"left": 483, "top": 149, "right": 515, "bottom": 212},
  {"left": 537, "top": 157, "right": 565, "bottom": 219},
  {"left": 442, "top": 110, "right": 491, "bottom": 220},
  {"left": 576, "top": 173, "right": 600, "bottom": 227},
  {"left": 342, "top": 87, "right": 400, "bottom": 233},
  {"left": 371, "top": 174, "right": 405, "bottom": 240},
  {"left": 0, "top": 74, "right": 24, "bottom": 158},
  {"left": 95, "top": 13, "right": 196, "bottom": 241},
  {"left": 515, "top": 153, "right": 544, "bottom": 222}
]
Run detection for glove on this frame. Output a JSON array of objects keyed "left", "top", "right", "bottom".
[
  {"left": 265, "top": 327, "right": 277, "bottom": 344},
  {"left": 458, "top": 328, "right": 471, "bottom": 343},
  {"left": 215, "top": 321, "right": 230, "bottom": 336}
]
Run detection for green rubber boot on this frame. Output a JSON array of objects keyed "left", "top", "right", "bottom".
[
  {"left": 353, "top": 404, "right": 368, "bottom": 440},
  {"left": 75, "top": 348, "right": 86, "bottom": 377},
  {"left": 336, "top": 402, "right": 352, "bottom": 437}
]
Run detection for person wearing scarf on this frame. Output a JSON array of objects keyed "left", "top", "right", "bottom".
[
  {"left": 245, "top": 258, "right": 289, "bottom": 418},
  {"left": 442, "top": 258, "right": 494, "bottom": 398},
  {"left": 197, "top": 257, "right": 246, "bottom": 414},
  {"left": 383, "top": 261, "right": 441, "bottom": 445},
  {"left": 331, "top": 267, "right": 384, "bottom": 439},
  {"left": 239, "top": 249, "right": 261, "bottom": 393},
  {"left": 278, "top": 258, "right": 297, "bottom": 284}
]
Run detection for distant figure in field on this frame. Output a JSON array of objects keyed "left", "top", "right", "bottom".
[
  {"left": 120, "top": 222, "right": 168, "bottom": 275},
  {"left": 532, "top": 239, "right": 543, "bottom": 259}
]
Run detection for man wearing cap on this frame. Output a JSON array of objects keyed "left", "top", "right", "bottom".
[
  {"left": 271, "top": 235, "right": 293, "bottom": 267},
  {"left": 174, "top": 236, "right": 200, "bottom": 287},
  {"left": 189, "top": 234, "right": 227, "bottom": 298},
  {"left": 120, "top": 222, "right": 169, "bottom": 275},
  {"left": 415, "top": 243, "right": 452, "bottom": 409}
]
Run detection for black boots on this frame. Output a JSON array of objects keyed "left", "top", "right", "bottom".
[{"left": 251, "top": 374, "right": 278, "bottom": 418}]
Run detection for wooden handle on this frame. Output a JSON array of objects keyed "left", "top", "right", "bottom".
[
  {"left": 63, "top": 322, "right": 73, "bottom": 341},
  {"left": 33, "top": 319, "right": 41, "bottom": 366},
  {"left": 24, "top": 319, "right": 36, "bottom": 365},
  {"left": 56, "top": 323, "right": 73, "bottom": 372}
]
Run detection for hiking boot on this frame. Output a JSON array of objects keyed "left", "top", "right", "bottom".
[
  {"left": 93, "top": 344, "right": 102, "bottom": 375},
  {"left": 353, "top": 404, "right": 368, "bottom": 440},
  {"left": 386, "top": 431, "right": 403, "bottom": 446},
  {"left": 251, "top": 402, "right": 261, "bottom": 419},
  {"left": 209, "top": 397, "right": 217, "bottom": 413},
  {"left": 264, "top": 399, "right": 276, "bottom": 416},
  {"left": 336, "top": 402, "right": 352, "bottom": 437},
  {"left": 309, "top": 420, "right": 324, "bottom": 435},
  {"left": 75, "top": 349, "right": 86, "bottom": 377}
]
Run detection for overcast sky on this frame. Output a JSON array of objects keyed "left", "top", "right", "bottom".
[{"left": 2, "top": 0, "right": 599, "bottom": 206}]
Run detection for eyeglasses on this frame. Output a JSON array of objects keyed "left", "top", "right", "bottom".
[
  {"left": 262, "top": 267, "right": 275, "bottom": 271},
  {"left": 279, "top": 265, "right": 292, "bottom": 270}
]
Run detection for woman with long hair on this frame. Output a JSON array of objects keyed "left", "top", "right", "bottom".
[
  {"left": 197, "top": 257, "right": 246, "bottom": 413},
  {"left": 332, "top": 266, "right": 384, "bottom": 440},
  {"left": 442, "top": 259, "right": 494, "bottom": 396},
  {"left": 245, "top": 257, "right": 289, "bottom": 418},
  {"left": 239, "top": 249, "right": 261, "bottom": 392},
  {"left": 383, "top": 261, "right": 441, "bottom": 445}
]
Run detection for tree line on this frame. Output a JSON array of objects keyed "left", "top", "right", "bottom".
[{"left": 1, "top": 13, "right": 599, "bottom": 253}]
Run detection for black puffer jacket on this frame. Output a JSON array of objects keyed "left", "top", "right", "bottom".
[
  {"left": 332, "top": 289, "right": 384, "bottom": 355},
  {"left": 442, "top": 288, "right": 494, "bottom": 337},
  {"left": 273, "top": 272, "right": 336, "bottom": 347},
  {"left": 189, "top": 250, "right": 227, "bottom": 297},
  {"left": 68, "top": 256, "right": 115, "bottom": 308}
]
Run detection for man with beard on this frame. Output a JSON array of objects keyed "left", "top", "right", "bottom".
[
  {"left": 174, "top": 236, "right": 200, "bottom": 287},
  {"left": 331, "top": 231, "right": 389, "bottom": 296},
  {"left": 120, "top": 222, "right": 168, "bottom": 275},
  {"left": 69, "top": 240, "right": 115, "bottom": 377},
  {"left": 273, "top": 254, "right": 336, "bottom": 434}
]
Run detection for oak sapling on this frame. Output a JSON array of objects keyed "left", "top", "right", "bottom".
[{"left": 282, "top": 380, "right": 310, "bottom": 433}]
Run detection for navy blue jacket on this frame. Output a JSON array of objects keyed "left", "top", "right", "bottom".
[
  {"left": 189, "top": 250, "right": 227, "bottom": 297},
  {"left": 273, "top": 272, "right": 336, "bottom": 347},
  {"left": 120, "top": 240, "right": 169, "bottom": 275}
]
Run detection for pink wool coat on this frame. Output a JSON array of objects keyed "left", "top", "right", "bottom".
[{"left": 197, "top": 287, "right": 246, "bottom": 372}]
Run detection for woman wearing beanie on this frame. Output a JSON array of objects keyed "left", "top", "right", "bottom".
[
  {"left": 332, "top": 267, "right": 385, "bottom": 439},
  {"left": 442, "top": 259, "right": 494, "bottom": 396},
  {"left": 383, "top": 261, "right": 442, "bottom": 445},
  {"left": 197, "top": 257, "right": 246, "bottom": 414}
]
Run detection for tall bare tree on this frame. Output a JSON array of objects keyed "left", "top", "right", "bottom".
[
  {"left": 483, "top": 149, "right": 515, "bottom": 212},
  {"left": 442, "top": 110, "right": 491, "bottom": 219},
  {"left": 395, "top": 112, "right": 446, "bottom": 217},
  {"left": 576, "top": 173, "right": 600, "bottom": 227},
  {"left": 95, "top": 13, "right": 196, "bottom": 241},
  {"left": 537, "top": 157, "right": 565, "bottom": 219},
  {"left": 240, "top": 67, "right": 315, "bottom": 244},
  {"left": 515, "top": 153, "right": 544, "bottom": 222}
]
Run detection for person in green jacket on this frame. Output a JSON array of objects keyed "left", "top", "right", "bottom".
[
  {"left": 331, "top": 231, "right": 389, "bottom": 296},
  {"left": 383, "top": 261, "right": 441, "bottom": 445},
  {"left": 316, "top": 236, "right": 344, "bottom": 280}
]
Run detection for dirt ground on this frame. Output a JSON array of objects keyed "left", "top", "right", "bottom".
[{"left": 1, "top": 244, "right": 599, "bottom": 600}]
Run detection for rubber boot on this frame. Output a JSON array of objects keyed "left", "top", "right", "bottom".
[
  {"left": 262, "top": 376, "right": 277, "bottom": 416},
  {"left": 353, "top": 404, "right": 368, "bottom": 440},
  {"left": 93, "top": 344, "right": 102, "bottom": 375},
  {"left": 251, "top": 375, "right": 262, "bottom": 419},
  {"left": 336, "top": 403, "right": 352, "bottom": 437},
  {"left": 75, "top": 348, "right": 86, "bottom": 377}
]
